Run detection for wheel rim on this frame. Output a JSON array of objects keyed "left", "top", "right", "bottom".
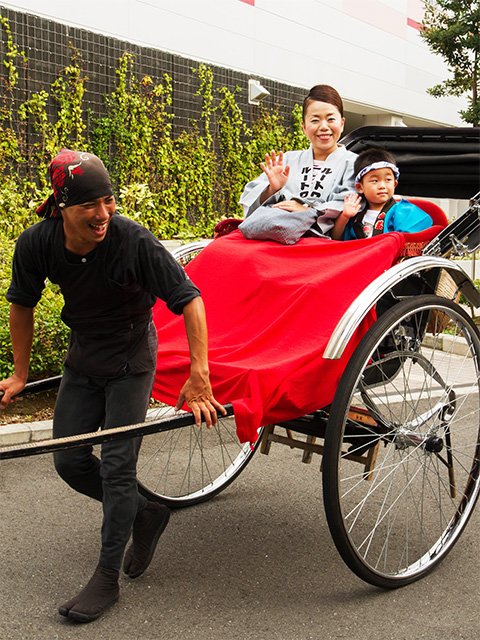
[
  {"left": 171, "top": 240, "right": 212, "bottom": 267},
  {"left": 137, "top": 405, "right": 258, "bottom": 506},
  {"left": 326, "top": 298, "right": 480, "bottom": 584},
  {"left": 137, "top": 239, "right": 258, "bottom": 506}
]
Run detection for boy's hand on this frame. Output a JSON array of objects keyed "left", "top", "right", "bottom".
[
  {"left": 343, "top": 193, "right": 362, "bottom": 218},
  {"left": 260, "top": 150, "right": 290, "bottom": 194}
]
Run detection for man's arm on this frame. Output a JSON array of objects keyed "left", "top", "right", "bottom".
[
  {"left": 0, "top": 303, "right": 35, "bottom": 408},
  {"left": 175, "top": 296, "right": 226, "bottom": 427}
]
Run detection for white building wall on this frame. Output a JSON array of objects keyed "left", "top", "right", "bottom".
[{"left": 0, "top": 0, "right": 468, "bottom": 126}]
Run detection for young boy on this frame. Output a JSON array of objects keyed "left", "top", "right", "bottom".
[{"left": 331, "top": 148, "right": 433, "bottom": 240}]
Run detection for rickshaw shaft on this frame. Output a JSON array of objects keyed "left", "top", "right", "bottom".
[{"left": 0, "top": 404, "right": 234, "bottom": 460}]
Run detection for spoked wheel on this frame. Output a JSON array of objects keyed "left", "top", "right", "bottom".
[
  {"left": 171, "top": 239, "right": 212, "bottom": 267},
  {"left": 138, "top": 237, "right": 261, "bottom": 508},
  {"left": 323, "top": 294, "right": 480, "bottom": 588},
  {"left": 136, "top": 239, "right": 260, "bottom": 507},
  {"left": 137, "top": 406, "right": 261, "bottom": 508}
]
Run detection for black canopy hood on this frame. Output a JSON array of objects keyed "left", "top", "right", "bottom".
[{"left": 340, "top": 126, "right": 479, "bottom": 200}]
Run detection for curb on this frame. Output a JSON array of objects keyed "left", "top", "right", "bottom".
[
  {"left": 1, "top": 335, "right": 472, "bottom": 449},
  {"left": 0, "top": 406, "right": 176, "bottom": 449},
  {"left": 0, "top": 419, "right": 53, "bottom": 448},
  {"left": 422, "top": 333, "right": 471, "bottom": 356}
]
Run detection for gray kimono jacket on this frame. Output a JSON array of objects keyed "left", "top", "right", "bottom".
[{"left": 239, "top": 145, "right": 357, "bottom": 244}]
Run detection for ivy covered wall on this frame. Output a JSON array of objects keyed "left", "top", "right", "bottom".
[{"left": 0, "top": 6, "right": 309, "bottom": 240}]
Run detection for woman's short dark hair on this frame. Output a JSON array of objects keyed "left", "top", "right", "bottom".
[
  {"left": 354, "top": 148, "right": 397, "bottom": 179},
  {"left": 302, "top": 85, "right": 344, "bottom": 120}
]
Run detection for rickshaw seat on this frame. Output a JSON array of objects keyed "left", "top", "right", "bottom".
[
  {"left": 153, "top": 231, "right": 405, "bottom": 443},
  {"left": 214, "top": 199, "right": 449, "bottom": 243},
  {"left": 395, "top": 198, "right": 448, "bottom": 260},
  {"left": 404, "top": 198, "right": 448, "bottom": 227}
]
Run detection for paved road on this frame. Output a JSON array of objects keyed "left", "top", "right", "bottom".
[{"left": 1, "top": 436, "right": 479, "bottom": 640}]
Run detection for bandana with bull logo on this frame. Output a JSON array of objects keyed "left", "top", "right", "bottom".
[{"left": 36, "top": 149, "right": 113, "bottom": 218}]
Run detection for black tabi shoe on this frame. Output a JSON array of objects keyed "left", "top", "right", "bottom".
[
  {"left": 59, "top": 564, "right": 119, "bottom": 623},
  {"left": 123, "top": 501, "right": 170, "bottom": 579}
]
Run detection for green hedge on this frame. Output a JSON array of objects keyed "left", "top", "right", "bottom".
[
  {"left": 0, "top": 20, "right": 307, "bottom": 243},
  {"left": 0, "top": 232, "right": 69, "bottom": 380},
  {"left": 0, "top": 16, "right": 307, "bottom": 380}
]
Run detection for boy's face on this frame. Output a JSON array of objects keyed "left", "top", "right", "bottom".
[
  {"left": 302, "top": 100, "right": 345, "bottom": 161},
  {"left": 355, "top": 167, "right": 398, "bottom": 211}
]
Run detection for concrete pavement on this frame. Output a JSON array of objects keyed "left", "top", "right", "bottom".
[
  {"left": 1, "top": 332, "right": 479, "bottom": 638},
  {"left": 1, "top": 432, "right": 479, "bottom": 640}
]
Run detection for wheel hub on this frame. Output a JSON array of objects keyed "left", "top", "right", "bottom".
[
  {"left": 424, "top": 435, "right": 444, "bottom": 453},
  {"left": 393, "top": 428, "right": 444, "bottom": 453}
]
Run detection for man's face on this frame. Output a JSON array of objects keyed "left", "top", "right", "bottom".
[{"left": 61, "top": 195, "right": 116, "bottom": 254}]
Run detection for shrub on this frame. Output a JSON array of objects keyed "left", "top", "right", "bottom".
[
  {"left": 0, "top": 16, "right": 308, "bottom": 379},
  {"left": 0, "top": 231, "right": 69, "bottom": 380}
]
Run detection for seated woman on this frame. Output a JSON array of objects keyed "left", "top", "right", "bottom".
[
  {"left": 331, "top": 148, "right": 433, "bottom": 240},
  {"left": 238, "top": 84, "right": 357, "bottom": 245}
]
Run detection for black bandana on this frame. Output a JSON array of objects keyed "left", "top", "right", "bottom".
[{"left": 36, "top": 149, "right": 113, "bottom": 219}]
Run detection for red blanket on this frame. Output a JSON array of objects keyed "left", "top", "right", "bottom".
[{"left": 152, "top": 231, "right": 405, "bottom": 443}]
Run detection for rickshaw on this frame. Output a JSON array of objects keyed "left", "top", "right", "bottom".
[{"left": 1, "top": 126, "right": 480, "bottom": 591}]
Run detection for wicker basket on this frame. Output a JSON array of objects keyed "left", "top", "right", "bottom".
[{"left": 427, "top": 270, "right": 460, "bottom": 334}]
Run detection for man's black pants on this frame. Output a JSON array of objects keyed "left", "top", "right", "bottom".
[{"left": 52, "top": 364, "right": 155, "bottom": 570}]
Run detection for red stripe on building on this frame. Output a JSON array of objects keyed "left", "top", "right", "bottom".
[{"left": 407, "top": 17, "right": 422, "bottom": 31}]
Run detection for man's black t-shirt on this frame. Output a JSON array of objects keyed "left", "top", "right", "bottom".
[{"left": 7, "top": 214, "right": 201, "bottom": 377}]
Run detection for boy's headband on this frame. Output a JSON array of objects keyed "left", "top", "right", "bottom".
[{"left": 355, "top": 161, "right": 400, "bottom": 185}]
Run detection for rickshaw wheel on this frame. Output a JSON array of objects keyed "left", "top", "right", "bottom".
[
  {"left": 323, "top": 295, "right": 480, "bottom": 588},
  {"left": 137, "top": 239, "right": 260, "bottom": 508},
  {"left": 137, "top": 406, "right": 262, "bottom": 507}
]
